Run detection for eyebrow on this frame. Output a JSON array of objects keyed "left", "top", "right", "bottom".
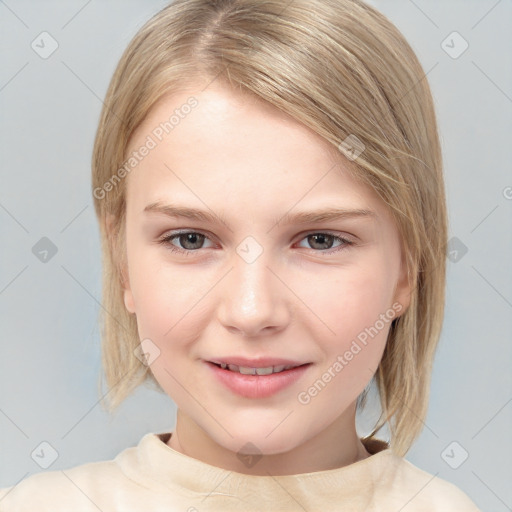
[{"left": 143, "top": 201, "right": 376, "bottom": 227}]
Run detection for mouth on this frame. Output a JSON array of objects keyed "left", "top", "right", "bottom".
[
  {"left": 206, "top": 359, "right": 312, "bottom": 398},
  {"left": 209, "top": 361, "right": 308, "bottom": 376}
]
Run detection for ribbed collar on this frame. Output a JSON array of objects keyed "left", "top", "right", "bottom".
[{"left": 115, "top": 431, "right": 400, "bottom": 504}]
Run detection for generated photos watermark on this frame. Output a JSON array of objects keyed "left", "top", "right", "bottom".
[
  {"left": 93, "top": 96, "right": 199, "bottom": 200},
  {"left": 297, "top": 301, "right": 402, "bottom": 405}
]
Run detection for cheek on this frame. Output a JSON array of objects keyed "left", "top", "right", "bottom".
[
  {"left": 126, "top": 240, "right": 194, "bottom": 335},
  {"left": 131, "top": 265, "right": 205, "bottom": 341},
  {"left": 291, "top": 275, "right": 395, "bottom": 425},
  {"left": 128, "top": 258, "right": 208, "bottom": 395},
  {"left": 297, "top": 260, "right": 396, "bottom": 341},
  {"left": 292, "top": 261, "right": 395, "bottom": 389}
]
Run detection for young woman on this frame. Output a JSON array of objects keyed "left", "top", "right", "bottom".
[{"left": 0, "top": 0, "right": 480, "bottom": 509}]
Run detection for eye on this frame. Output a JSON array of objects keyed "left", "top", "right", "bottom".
[
  {"left": 158, "top": 230, "right": 354, "bottom": 256},
  {"left": 158, "top": 231, "right": 214, "bottom": 254},
  {"left": 296, "top": 232, "right": 354, "bottom": 253}
]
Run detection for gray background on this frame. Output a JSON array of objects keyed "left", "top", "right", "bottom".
[{"left": 1, "top": 1, "right": 511, "bottom": 510}]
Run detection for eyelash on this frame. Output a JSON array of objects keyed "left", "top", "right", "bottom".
[{"left": 157, "top": 230, "right": 355, "bottom": 256}]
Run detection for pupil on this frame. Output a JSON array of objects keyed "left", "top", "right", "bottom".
[
  {"left": 310, "top": 234, "right": 332, "bottom": 249},
  {"left": 182, "top": 233, "right": 203, "bottom": 249}
]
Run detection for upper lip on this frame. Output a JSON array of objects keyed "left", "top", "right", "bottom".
[{"left": 207, "top": 357, "right": 309, "bottom": 368}]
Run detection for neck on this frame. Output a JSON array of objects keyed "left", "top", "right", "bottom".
[{"left": 167, "top": 405, "right": 370, "bottom": 476}]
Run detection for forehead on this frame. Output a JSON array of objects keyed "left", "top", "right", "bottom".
[{"left": 124, "top": 83, "right": 390, "bottom": 224}]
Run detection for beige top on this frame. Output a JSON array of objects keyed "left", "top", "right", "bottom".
[{"left": 0, "top": 432, "right": 480, "bottom": 511}]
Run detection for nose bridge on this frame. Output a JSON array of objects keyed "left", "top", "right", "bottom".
[
  {"left": 234, "top": 254, "right": 271, "bottom": 311},
  {"left": 217, "top": 239, "right": 288, "bottom": 336}
]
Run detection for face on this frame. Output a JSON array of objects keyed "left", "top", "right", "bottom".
[{"left": 120, "top": 82, "right": 410, "bottom": 466}]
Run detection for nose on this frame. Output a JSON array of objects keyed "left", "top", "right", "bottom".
[{"left": 216, "top": 250, "right": 290, "bottom": 338}]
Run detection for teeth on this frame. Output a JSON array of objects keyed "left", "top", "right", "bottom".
[
  {"left": 255, "top": 367, "right": 273, "bottom": 375},
  {"left": 218, "top": 363, "right": 296, "bottom": 375},
  {"left": 239, "top": 366, "right": 256, "bottom": 375}
]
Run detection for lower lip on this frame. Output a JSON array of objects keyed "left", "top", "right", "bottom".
[{"left": 205, "top": 362, "right": 311, "bottom": 399}]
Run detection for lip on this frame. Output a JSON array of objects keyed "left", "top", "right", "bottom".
[{"left": 205, "top": 360, "right": 312, "bottom": 399}]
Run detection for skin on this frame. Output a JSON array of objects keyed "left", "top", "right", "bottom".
[{"left": 119, "top": 81, "right": 411, "bottom": 476}]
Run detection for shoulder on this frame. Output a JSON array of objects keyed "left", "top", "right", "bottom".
[
  {"left": 0, "top": 458, "right": 138, "bottom": 512},
  {"left": 389, "top": 456, "right": 480, "bottom": 511}
]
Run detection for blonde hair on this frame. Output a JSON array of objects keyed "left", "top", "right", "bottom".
[{"left": 92, "top": 0, "right": 447, "bottom": 456}]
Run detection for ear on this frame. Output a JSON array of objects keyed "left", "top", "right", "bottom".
[
  {"left": 105, "top": 213, "right": 136, "bottom": 315},
  {"left": 392, "top": 245, "right": 412, "bottom": 317}
]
